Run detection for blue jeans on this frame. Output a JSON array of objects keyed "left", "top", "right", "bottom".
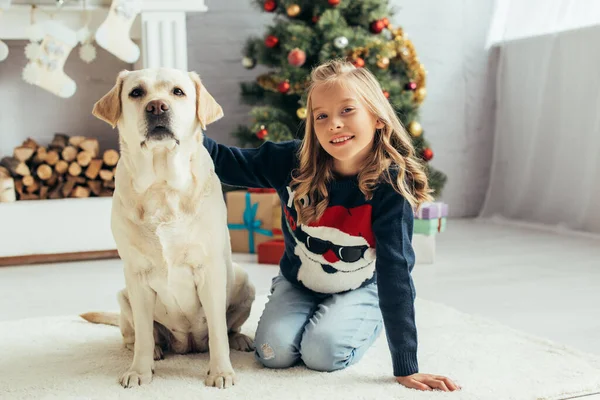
[{"left": 254, "top": 274, "right": 383, "bottom": 372}]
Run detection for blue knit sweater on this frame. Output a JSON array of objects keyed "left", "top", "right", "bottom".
[{"left": 203, "top": 136, "right": 418, "bottom": 377}]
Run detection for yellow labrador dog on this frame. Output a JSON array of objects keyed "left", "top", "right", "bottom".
[{"left": 81, "top": 68, "right": 255, "bottom": 389}]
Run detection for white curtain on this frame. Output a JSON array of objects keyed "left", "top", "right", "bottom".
[{"left": 480, "top": 0, "right": 600, "bottom": 234}]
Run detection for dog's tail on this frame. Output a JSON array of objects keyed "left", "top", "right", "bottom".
[{"left": 80, "top": 312, "right": 120, "bottom": 327}]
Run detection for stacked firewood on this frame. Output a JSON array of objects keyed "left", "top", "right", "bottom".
[{"left": 0, "top": 134, "right": 119, "bottom": 201}]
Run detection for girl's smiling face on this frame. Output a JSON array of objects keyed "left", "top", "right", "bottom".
[{"left": 311, "top": 81, "right": 384, "bottom": 176}]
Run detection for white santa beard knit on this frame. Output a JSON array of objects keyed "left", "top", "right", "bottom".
[{"left": 95, "top": 0, "right": 141, "bottom": 63}]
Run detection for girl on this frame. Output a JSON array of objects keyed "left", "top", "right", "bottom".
[{"left": 203, "top": 59, "right": 459, "bottom": 392}]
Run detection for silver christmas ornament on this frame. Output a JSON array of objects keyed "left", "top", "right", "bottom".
[
  {"left": 242, "top": 56, "right": 256, "bottom": 69},
  {"left": 334, "top": 36, "right": 349, "bottom": 49}
]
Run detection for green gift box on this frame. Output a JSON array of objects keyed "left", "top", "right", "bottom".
[{"left": 414, "top": 217, "right": 447, "bottom": 235}]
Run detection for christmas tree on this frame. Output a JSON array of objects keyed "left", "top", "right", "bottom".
[{"left": 233, "top": 0, "right": 447, "bottom": 197}]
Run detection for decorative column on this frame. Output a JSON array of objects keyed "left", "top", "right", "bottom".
[{"left": 137, "top": 11, "right": 188, "bottom": 70}]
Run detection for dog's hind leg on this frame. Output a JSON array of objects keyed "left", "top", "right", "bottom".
[
  {"left": 226, "top": 264, "right": 256, "bottom": 352},
  {"left": 118, "top": 289, "right": 164, "bottom": 361}
]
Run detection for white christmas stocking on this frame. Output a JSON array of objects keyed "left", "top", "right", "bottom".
[
  {"left": 22, "top": 21, "right": 77, "bottom": 98},
  {"left": 0, "top": 39, "right": 8, "bottom": 62},
  {"left": 95, "top": 0, "right": 142, "bottom": 63}
]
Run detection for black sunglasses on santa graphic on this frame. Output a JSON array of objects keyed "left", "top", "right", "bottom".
[{"left": 295, "top": 228, "right": 369, "bottom": 263}]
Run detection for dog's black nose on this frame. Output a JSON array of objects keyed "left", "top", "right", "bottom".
[{"left": 146, "top": 100, "right": 169, "bottom": 116}]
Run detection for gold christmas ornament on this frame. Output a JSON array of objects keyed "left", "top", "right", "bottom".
[
  {"left": 408, "top": 121, "right": 423, "bottom": 137},
  {"left": 287, "top": 4, "right": 301, "bottom": 17},
  {"left": 415, "top": 87, "right": 427, "bottom": 103},
  {"left": 377, "top": 57, "right": 390, "bottom": 69},
  {"left": 296, "top": 107, "right": 307, "bottom": 119}
]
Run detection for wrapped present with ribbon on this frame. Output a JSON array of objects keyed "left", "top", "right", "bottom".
[
  {"left": 414, "top": 217, "right": 447, "bottom": 236},
  {"left": 226, "top": 190, "right": 279, "bottom": 253},
  {"left": 258, "top": 240, "right": 285, "bottom": 265},
  {"left": 415, "top": 202, "right": 449, "bottom": 220}
]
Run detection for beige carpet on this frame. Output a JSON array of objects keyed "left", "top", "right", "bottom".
[{"left": 1, "top": 294, "right": 599, "bottom": 400}]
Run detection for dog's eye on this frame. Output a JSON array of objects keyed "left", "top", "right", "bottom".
[
  {"left": 129, "top": 88, "right": 144, "bottom": 98},
  {"left": 173, "top": 88, "right": 185, "bottom": 96}
]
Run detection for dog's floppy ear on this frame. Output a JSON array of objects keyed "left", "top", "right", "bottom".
[
  {"left": 189, "top": 71, "right": 224, "bottom": 130},
  {"left": 93, "top": 70, "right": 129, "bottom": 128}
]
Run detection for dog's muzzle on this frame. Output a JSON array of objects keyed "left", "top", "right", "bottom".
[{"left": 142, "top": 99, "right": 179, "bottom": 146}]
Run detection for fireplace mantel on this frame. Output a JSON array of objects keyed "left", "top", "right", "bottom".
[{"left": 0, "top": 0, "right": 207, "bottom": 69}]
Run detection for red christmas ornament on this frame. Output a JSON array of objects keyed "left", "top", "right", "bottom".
[
  {"left": 352, "top": 57, "right": 365, "bottom": 68},
  {"left": 382, "top": 17, "right": 390, "bottom": 27},
  {"left": 287, "top": 48, "right": 306, "bottom": 67},
  {"left": 278, "top": 81, "right": 291, "bottom": 93},
  {"left": 312, "top": 15, "right": 320, "bottom": 24},
  {"left": 328, "top": 0, "right": 340, "bottom": 6},
  {"left": 370, "top": 20, "right": 385, "bottom": 34},
  {"left": 264, "top": 0, "right": 276, "bottom": 12},
  {"left": 383, "top": 90, "right": 390, "bottom": 99},
  {"left": 265, "top": 35, "right": 279, "bottom": 48},
  {"left": 406, "top": 81, "right": 417, "bottom": 91},
  {"left": 422, "top": 148, "right": 434, "bottom": 161},
  {"left": 256, "top": 128, "right": 268, "bottom": 140}
]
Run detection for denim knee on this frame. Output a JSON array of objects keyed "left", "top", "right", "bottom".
[
  {"left": 255, "top": 325, "right": 301, "bottom": 369},
  {"left": 300, "top": 327, "right": 350, "bottom": 372}
]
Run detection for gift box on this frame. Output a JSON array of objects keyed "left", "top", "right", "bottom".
[
  {"left": 413, "top": 217, "right": 447, "bottom": 235},
  {"left": 413, "top": 234, "right": 436, "bottom": 264},
  {"left": 227, "top": 190, "right": 279, "bottom": 253},
  {"left": 257, "top": 239, "right": 285, "bottom": 265},
  {"left": 415, "top": 202, "right": 449, "bottom": 220}
]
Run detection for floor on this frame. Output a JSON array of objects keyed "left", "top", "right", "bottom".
[{"left": 1, "top": 218, "right": 599, "bottom": 360}]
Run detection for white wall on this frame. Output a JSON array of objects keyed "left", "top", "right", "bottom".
[
  {"left": 393, "top": 0, "right": 497, "bottom": 217},
  {"left": 0, "top": 0, "right": 497, "bottom": 217}
]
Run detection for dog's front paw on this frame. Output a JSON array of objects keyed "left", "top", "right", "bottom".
[
  {"left": 154, "top": 345, "right": 164, "bottom": 360},
  {"left": 205, "top": 369, "right": 236, "bottom": 389},
  {"left": 229, "top": 332, "right": 254, "bottom": 352},
  {"left": 119, "top": 369, "right": 153, "bottom": 388}
]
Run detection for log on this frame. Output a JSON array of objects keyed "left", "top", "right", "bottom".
[
  {"left": 39, "top": 185, "right": 49, "bottom": 199},
  {"left": 85, "top": 159, "right": 103, "bottom": 180},
  {"left": 0, "top": 166, "right": 9, "bottom": 178},
  {"left": 32, "top": 147, "right": 48, "bottom": 165},
  {"left": 14, "top": 179, "right": 24, "bottom": 196},
  {"left": 21, "top": 137, "right": 39, "bottom": 150},
  {"left": 55, "top": 160, "right": 69, "bottom": 175},
  {"left": 62, "top": 176, "right": 77, "bottom": 197},
  {"left": 61, "top": 146, "right": 78, "bottom": 162},
  {"left": 87, "top": 180, "right": 102, "bottom": 196},
  {"left": 99, "top": 189, "right": 114, "bottom": 197},
  {"left": 22, "top": 175, "right": 35, "bottom": 187},
  {"left": 45, "top": 150, "right": 60, "bottom": 166},
  {"left": 49, "top": 183, "right": 63, "bottom": 199},
  {"left": 99, "top": 169, "right": 114, "bottom": 181},
  {"left": 103, "top": 149, "right": 120, "bottom": 167},
  {"left": 68, "top": 162, "right": 82, "bottom": 177},
  {"left": 46, "top": 173, "right": 58, "bottom": 187},
  {"left": 74, "top": 176, "right": 86, "bottom": 185},
  {"left": 1, "top": 157, "right": 30, "bottom": 177},
  {"left": 103, "top": 179, "right": 115, "bottom": 190},
  {"left": 14, "top": 146, "right": 35, "bottom": 162},
  {"left": 0, "top": 176, "right": 16, "bottom": 202},
  {"left": 19, "top": 193, "right": 40, "bottom": 200},
  {"left": 49, "top": 133, "right": 69, "bottom": 150},
  {"left": 80, "top": 138, "right": 99, "bottom": 158},
  {"left": 69, "top": 136, "right": 86, "bottom": 148},
  {"left": 76, "top": 150, "right": 93, "bottom": 167},
  {"left": 71, "top": 186, "right": 91, "bottom": 198},
  {"left": 25, "top": 179, "right": 40, "bottom": 194},
  {"left": 36, "top": 164, "right": 53, "bottom": 181}
]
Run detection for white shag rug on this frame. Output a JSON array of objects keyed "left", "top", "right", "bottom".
[{"left": 1, "top": 295, "right": 600, "bottom": 400}]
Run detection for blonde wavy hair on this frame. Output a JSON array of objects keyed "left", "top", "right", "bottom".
[{"left": 291, "top": 59, "right": 433, "bottom": 225}]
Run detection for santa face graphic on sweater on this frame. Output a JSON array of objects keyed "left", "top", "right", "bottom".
[{"left": 293, "top": 204, "right": 377, "bottom": 293}]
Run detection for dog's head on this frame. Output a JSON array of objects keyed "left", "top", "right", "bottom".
[{"left": 92, "top": 68, "right": 223, "bottom": 148}]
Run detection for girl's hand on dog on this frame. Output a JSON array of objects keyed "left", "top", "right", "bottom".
[{"left": 396, "top": 373, "right": 460, "bottom": 392}]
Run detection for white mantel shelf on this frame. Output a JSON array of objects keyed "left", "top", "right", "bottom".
[{"left": 1, "top": 0, "right": 207, "bottom": 73}]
